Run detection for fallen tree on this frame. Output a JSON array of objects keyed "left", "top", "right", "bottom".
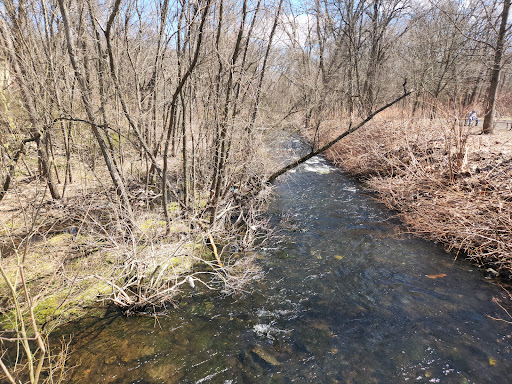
[{"left": 267, "top": 89, "right": 413, "bottom": 183}]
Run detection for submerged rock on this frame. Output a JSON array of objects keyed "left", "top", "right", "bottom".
[
  {"left": 293, "top": 326, "right": 332, "bottom": 356},
  {"left": 250, "top": 346, "right": 281, "bottom": 367}
]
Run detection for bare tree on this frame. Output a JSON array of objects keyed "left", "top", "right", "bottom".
[
  {"left": 483, "top": 0, "right": 511, "bottom": 134},
  {"left": 57, "top": 0, "right": 133, "bottom": 216},
  {"left": 0, "top": 5, "right": 61, "bottom": 200}
]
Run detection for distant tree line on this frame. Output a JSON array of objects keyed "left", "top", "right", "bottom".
[{"left": 275, "top": 0, "right": 511, "bottom": 135}]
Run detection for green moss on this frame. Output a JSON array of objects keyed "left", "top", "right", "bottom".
[
  {"left": 168, "top": 223, "right": 189, "bottom": 233},
  {"left": 167, "top": 202, "right": 180, "bottom": 214},
  {"left": 109, "top": 132, "right": 121, "bottom": 146},
  {"left": 169, "top": 257, "right": 182, "bottom": 266},
  {"left": 47, "top": 233, "right": 73, "bottom": 245},
  {"left": 204, "top": 301, "right": 214, "bottom": 313},
  {"left": 139, "top": 219, "right": 189, "bottom": 235},
  {"left": 32, "top": 281, "right": 111, "bottom": 326},
  {"left": 184, "top": 241, "right": 212, "bottom": 259},
  {"left": 74, "top": 233, "right": 95, "bottom": 245},
  {"left": 34, "top": 295, "right": 61, "bottom": 322},
  {"left": 2, "top": 221, "right": 15, "bottom": 231},
  {"left": 140, "top": 219, "right": 166, "bottom": 232},
  {"left": 166, "top": 256, "right": 194, "bottom": 275},
  {"left": 75, "top": 282, "right": 111, "bottom": 301},
  {"left": 103, "top": 251, "right": 118, "bottom": 265}
]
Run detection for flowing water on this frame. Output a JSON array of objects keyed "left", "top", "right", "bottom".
[{"left": 64, "top": 138, "right": 512, "bottom": 383}]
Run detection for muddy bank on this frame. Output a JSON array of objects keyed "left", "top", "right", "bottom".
[{"left": 312, "top": 117, "right": 512, "bottom": 280}]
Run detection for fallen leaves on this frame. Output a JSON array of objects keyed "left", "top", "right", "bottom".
[{"left": 426, "top": 273, "right": 447, "bottom": 279}]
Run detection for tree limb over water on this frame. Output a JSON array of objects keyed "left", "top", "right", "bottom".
[{"left": 267, "top": 89, "right": 413, "bottom": 184}]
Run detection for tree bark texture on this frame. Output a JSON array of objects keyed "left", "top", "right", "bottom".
[{"left": 483, "top": 0, "right": 511, "bottom": 134}]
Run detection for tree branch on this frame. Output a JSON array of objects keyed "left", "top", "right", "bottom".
[
  {"left": 0, "top": 134, "right": 40, "bottom": 202},
  {"left": 267, "top": 89, "right": 413, "bottom": 183}
]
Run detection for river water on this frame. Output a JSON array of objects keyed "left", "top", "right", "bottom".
[{"left": 64, "top": 138, "right": 511, "bottom": 383}]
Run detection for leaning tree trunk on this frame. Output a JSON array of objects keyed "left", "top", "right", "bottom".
[
  {"left": 267, "top": 90, "right": 412, "bottom": 183},
  {"left": 58, "top": 0, "right": 133, "bottom": 216},
  {"left": 482, "top": 0, "right": 511, "bottom": 135}
]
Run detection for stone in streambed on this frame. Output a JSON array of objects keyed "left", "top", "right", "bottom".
[
  {"left": 250, "top": 346, "right": 281, "bottom": 367},
  {"left": 293, "top": 326, "right": 332, "bottom": 356}
]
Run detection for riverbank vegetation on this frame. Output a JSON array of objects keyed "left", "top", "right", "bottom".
[
  {"left": 1, "top": 0, "right": 278, "bottom": 381},
  {"left": 312, "top": 113, "right": 512, "bottom": 278},
  {"left": 1, "top": 0, "right": 511, "bottom": 382}
]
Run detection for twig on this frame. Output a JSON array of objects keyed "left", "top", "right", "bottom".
[
  {"left": 208, "top": 232, "right": 223, "bottom": 268},
  {"left": 0, "top": 354, "right": 16, "bottom": 384}
]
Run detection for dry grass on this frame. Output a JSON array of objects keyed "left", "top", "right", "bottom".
[{"left": 313, "top": 113, "right": 512, "bottom": 278}]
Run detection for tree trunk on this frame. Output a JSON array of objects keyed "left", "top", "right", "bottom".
[
  {"left": 482, "top": 0, "right": 511, "bottom": 135},
  {"left": 58, "top": 0, "right": 133, "bottom": 216},
  {"left": 0, "top": 136, "right": 39, "bottom": 202},
  {"left": 0, "top": 17, "right": 61, "bottom": 200},
  {"left": 162, "top": 0, "right": 211, "bottom": 232}
]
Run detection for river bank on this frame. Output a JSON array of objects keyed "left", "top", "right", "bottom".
[
  {"left": 311, "top": 115, "right": 512, "bottom": 281},
  {"left": 0, "top": 179, "right": 269, "bottom": 382},
  {"left": 0, "top": 173, "right": 268, "bottom": 329}
]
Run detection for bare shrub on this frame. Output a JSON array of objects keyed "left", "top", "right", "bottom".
[
  {"left": 0, "top": 199, "right": 71, "bottom": 384},
  {"left": 39, "top": 181, "right": 271, "bottom": 313}
]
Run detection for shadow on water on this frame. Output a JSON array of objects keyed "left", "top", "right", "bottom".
[{"left": 61, "top": 137, "right": 512, "bottom": 383}]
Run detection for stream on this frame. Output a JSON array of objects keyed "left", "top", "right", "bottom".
[{"left": 63, "top": 138, "right": 512, "bottom": 383}]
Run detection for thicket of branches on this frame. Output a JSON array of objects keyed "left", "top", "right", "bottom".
[
  {"left": 273, "top": 0, "right": 511, "bottom": 138},
  {"left": 1, "top": 0, "right": 510, "bottom": 218},
  {"left": 1, "top": 0, "right": 282, "bottom": 220}
]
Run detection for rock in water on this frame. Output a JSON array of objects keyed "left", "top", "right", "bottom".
[{"left": 250, "top": 346, "right": 281, "bottom": 367}]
